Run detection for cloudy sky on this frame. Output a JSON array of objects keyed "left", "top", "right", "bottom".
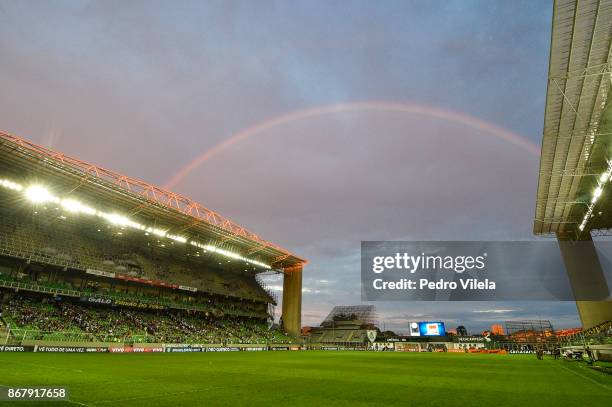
[{"left": 0, "top": 0, "right": 583, "bottom": 333}]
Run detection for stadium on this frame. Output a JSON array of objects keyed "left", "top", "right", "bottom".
[
  {"left": 1, "top": 0, "right": 612, "bottom": 406},
  {"left": 0, "top": 130, "right": 306, "bottom": 346}
]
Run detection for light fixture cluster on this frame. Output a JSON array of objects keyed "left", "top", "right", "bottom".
[
  {"left": 0, "top": 178, "right": 270, "bottom": 269},
  {"left": 190, "top": 241, "right": 270, "bottom": 269},
  {"left": 0, "top": 179, "right": 23, "bottom": 191},
  {"left": 579, "top": 160, "right": 612, "bottom": 231}
]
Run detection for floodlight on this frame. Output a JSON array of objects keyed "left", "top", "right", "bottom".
[
  {"left": 0, "top": 179, "right": 23, "bottom": 191},
  {"left": 25, "top": 185, "right": 58, "bottom": 204},
  {"left": 594, "top": 186, "right": 603, "bottom": 198},
  {"left": 61, "top": 198, "right": 96, "bottom": 215}
]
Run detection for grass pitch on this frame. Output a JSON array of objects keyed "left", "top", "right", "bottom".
[{"left": 0, "top": 352, "right": 611, "bottom": 406}]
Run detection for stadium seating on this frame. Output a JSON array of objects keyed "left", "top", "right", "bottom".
[
  {"left": 0, "top": 201, "right": 292, "bottom": 346},
  {"left": 309, "top": 328, "right": 369, "bottom": 344},
  {"left": 1, "top": 294, "right": 294, "bottom": 344},
  {"left": 0, "top": 273, "right": 268, "bottom": 319},
  {"left": 0, "top": 209, "right": 273, "bottom": 304},
  {"left": 560, "top": 320, "right": 612, "bottom": 346},
  {"left": 305, "top": 306, "right": 377, "bottom": 345}
]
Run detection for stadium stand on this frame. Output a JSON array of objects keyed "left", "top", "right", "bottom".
[
  {"left": 0, "top": 273, "right": 267, "bottom": 318},
  {"left": 557, "top": 321, "right": 612, "bottom": 362},
  {"left": 0, "top": 131, "right": 309, "bottom": 345},
  {"left": 0, "top": 176, "right": 280, "bottom": 345},
  {"left": 494, "top": 320, "right": 560, "bottom": 353},
  {"left": 0, "top": 207, "right": 295, "bottom": 345},
  {"left": 0, "top": 208, "right": 273, "bottom": 304},
  {"left": 0, "top": 132, "right": 307, "bottom": 338},
  {"left": 1, "top": 292, "right": 293, "bottom": 344},
  {"left": 307, "top": 305, "right": 378, "bottom": 347},
  {"left": 560, "top": 320, "right": 612, "bottom": 347}
]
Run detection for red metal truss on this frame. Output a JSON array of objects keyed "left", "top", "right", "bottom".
[
  {"left": 273, "top": 254, "right": 292, "bottom": 264},
  {"left": 0, "top": 130, "right": 303, "bottom": 262},
  {"left": 246, "top": 245, "right": 267, "bottom": 255}
]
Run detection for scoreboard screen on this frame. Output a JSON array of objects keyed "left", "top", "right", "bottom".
[{"left": 418, "top": 322, "right": 445, "bottom": 336}]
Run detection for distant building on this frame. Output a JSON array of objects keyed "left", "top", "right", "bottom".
[
  {"left": 456, "top": 326, "right": 468, "bottom": 336},
  {"left": 491, "top": 324, "right": 504, "bottom": 335}
]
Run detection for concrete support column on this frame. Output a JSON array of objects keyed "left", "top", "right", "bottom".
[
  {"left": 281, "top": 264, "right": 303, "bottom": 336},
  {"left": 557, "top": 234, "right": 612, "bottom": 329}
]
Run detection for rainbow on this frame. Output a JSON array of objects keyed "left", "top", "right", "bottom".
[{"left": 165, "top": 101, "right": 540, "bottom": 189}]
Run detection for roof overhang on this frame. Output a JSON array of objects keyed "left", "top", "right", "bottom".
[
  {"left": 534, "top": 0, "right": 612, "bottom": 237},
  {"left": 0, "top": 131, "right": 306, "bottom": 269}
]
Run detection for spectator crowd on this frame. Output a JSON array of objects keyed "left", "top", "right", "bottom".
[{"left": 1, "top": 294, "right": 294, "bottom": 344}]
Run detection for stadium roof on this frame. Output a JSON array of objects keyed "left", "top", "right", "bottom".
[
  {"left": 0, "top": 131, "right": 306, "bottom": 269},
  {"left": 535, "top": 0, "right": 612, "bottom": 237}
]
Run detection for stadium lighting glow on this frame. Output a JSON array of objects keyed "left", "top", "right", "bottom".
[
  {"left": 166, "top": 234, "right": 187, "bottom": 243},
  {"left": 25, "top": 185, "right": 59, "bottom": 204},
  {"left": 0, "top": 179, "right": 23, "bottom": 191},
  {"left": 97, "top": 214, "right": 188, "bottom": 243},
  {"left": 61, "top": 198, "right": 97, "bottom": 215},
  {"left": 0, "top": 175, "right": 271, "bottom": 270},
  {"left": 100, "top": 212, "right": 142, "bottom": 229},
  {"left": 191, "top": 242, "right": 271, "bottom": 269},
  {"left": 147, "top": 227, "right": 166, "bottom": 237},
  {"left": 579, "top": 160, "right": 612, "bottom": 232},
  {"left": 593, "top": 186, "right": 603, "bottom": 199}
]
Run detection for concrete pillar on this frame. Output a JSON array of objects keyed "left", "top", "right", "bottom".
[
  {"left": 282, "top": 264, "right": 303, "bottom": 336},
  {"left": 557, "top": 234, "right": 612, "bottom": 329}
]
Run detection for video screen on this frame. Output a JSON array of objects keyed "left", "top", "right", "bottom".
[{"left": 418, "top": 322, "right": 446, "bottom": 337}]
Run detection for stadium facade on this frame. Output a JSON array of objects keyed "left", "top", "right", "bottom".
[
  {"left": 534, "top": 0, "right": 612, "bottom": 329},
  {"left": 0, "top": 131, "right": 306, "bottom": 338}
]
